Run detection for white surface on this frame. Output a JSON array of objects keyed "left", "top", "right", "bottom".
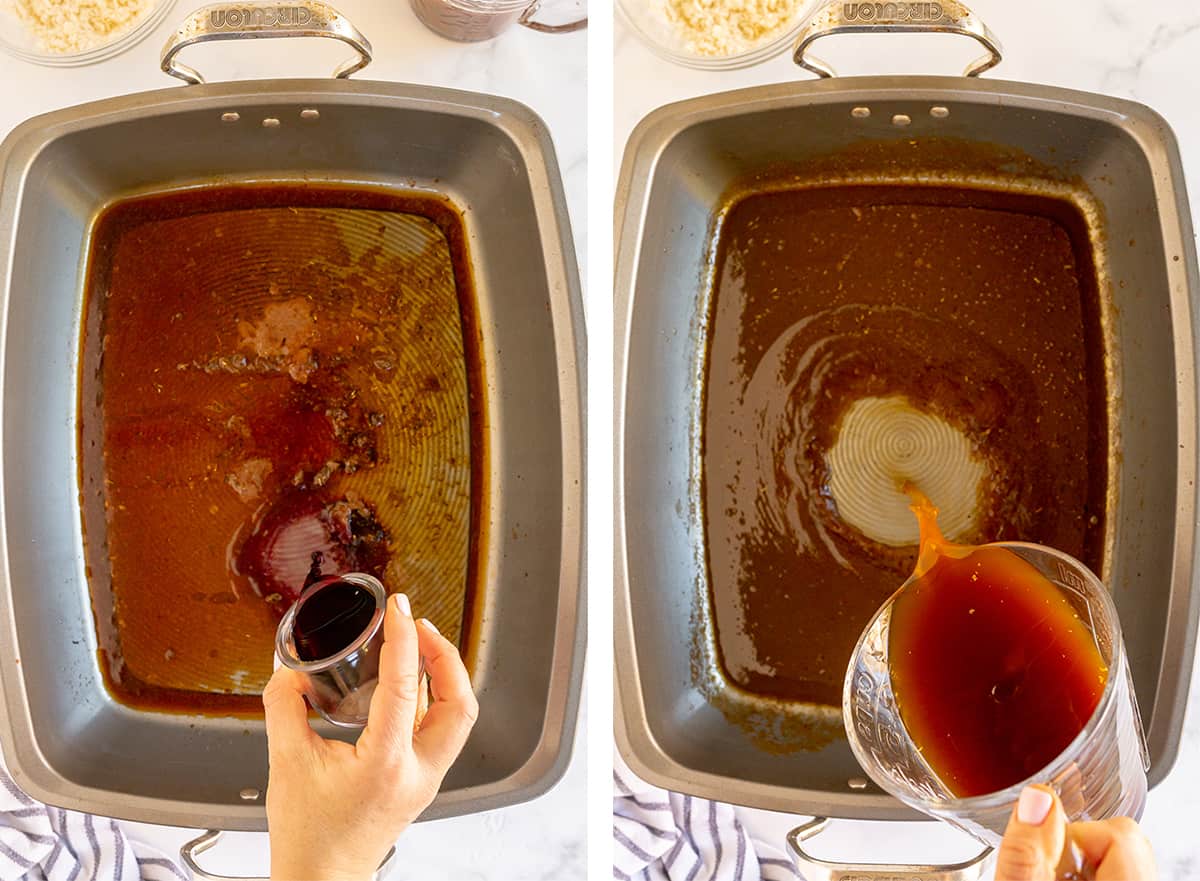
[
  {"left": 0, "top": 3, "right": 586, "bottom": 879},
  {"left": 615, "top": 1, "right": 1200, "bottom": 876}
]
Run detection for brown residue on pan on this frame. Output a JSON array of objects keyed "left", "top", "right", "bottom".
[{"left": 78, "top": 184, "right": 488, "bottom": 716}]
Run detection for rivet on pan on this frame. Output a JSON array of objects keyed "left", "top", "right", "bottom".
[
  {"left": 930, "top": 105, "right": 950, "bottom": 119},
  {"left": 892, "top": 114, "right": 912, "bottom": 127},
  {"left": 220, "top": 112, "right": 240, "bottom": 123},
  {"left": 848, "top": 777, "right": 869, "bottom": 790},
  {"left": 851, "top": 106, "right": 871, "bottom": 119},
  {"left": 239, "top": 787, "right": 261, "bottom": 801},
  {"left": 262, "top": 118, "right": 281, "bottom": 129},
  {"left": 300, "top": 109, "right": 320, "bottom": 121}
]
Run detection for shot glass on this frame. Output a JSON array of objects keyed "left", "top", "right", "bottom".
[{"left": 274, "top": 572, "right": 387, "bottom": 728}]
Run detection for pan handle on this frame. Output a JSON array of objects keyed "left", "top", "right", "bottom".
[
  {"left": 793, "top": 0, "right": 1002, "bottom": 78},
  {"left": 787, "top": 818, "right": 994, "bottom": 881},
  {"left": 179, "top": 830, "right": 267, "bottom": 881},
  {"left": 180, "top": 829, "right": 396, "bottom": 880},
  {"left": 160, "top": 1, "right": 373, "bottom": 85}
]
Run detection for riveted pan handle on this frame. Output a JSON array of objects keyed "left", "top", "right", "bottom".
[
  {"left": 787, "top": 818, "right": 994, "bottom": 881},
  {"left": 793, "top": 0, "right": 1002, "bottom": 78},
  {"left": 161, "top": 0, "right": 372, "bottom": 85},
  {"left": 180, "top": 830, "right": 396, "bottom": 880}
]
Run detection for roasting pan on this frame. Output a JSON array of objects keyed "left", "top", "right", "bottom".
[
  {"left": 0, "top": 2, "right": 585, "bottom": 833},
  {"left": 614, "top": 0, "right": 1200, "bottom": 833}
]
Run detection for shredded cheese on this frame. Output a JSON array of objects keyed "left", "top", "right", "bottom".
[
  {"left": 665, "top": 0, "right": 799, "bottom": 57},
  {"left": 12, "top": 0, "right": 151, "bottom": 55}
]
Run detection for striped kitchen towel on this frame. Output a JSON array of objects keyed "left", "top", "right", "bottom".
[
  {"left": 614, "top": 751, "right": 798, "bottom": 881},
  {"left": 0, "top": 765, "right": 185, "bottom": 881}
]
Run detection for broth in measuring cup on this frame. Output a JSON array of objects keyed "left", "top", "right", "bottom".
[{"left": 889, "top": 489, "right": 1108, "bottom": 798}]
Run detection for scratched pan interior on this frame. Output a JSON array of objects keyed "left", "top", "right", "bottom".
[
  {"left": 614, "top": 77, "right": 1200, "bottom": 819},
  {"left": 0, "top": 79, "right": 584, "bottom": 830}
]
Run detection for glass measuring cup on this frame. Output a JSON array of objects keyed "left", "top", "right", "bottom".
[
  {"left": 410, "top": 0, "right": 586, "bottom": 42},
  {"left": 844, "top": 541, "right": 1149, "bottom": 846},
  {"left": 275, "top": 572, "right": 387, "bottom": 728}
]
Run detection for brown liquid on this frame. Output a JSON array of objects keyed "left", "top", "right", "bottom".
[
  {"left": 889, "top": 492, "right": 1108, "bottom": 798},
  {"left": 293, "top": 580, "right": 376, "bottom": 662},
  {"left": 704, "top": 184, "right": 1108, "bottom": 707},
  {"left": 78, "top": 185, "right": 486, "bottom": 715}
]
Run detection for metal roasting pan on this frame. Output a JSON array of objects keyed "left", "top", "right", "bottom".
[
  {"left": 614, "top": 0, "right": 1200, "bottom": 861},
  {"left": 0, "top": 1, "right": 586, "bottom": 836}
]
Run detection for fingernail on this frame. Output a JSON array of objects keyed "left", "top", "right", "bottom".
[
  {"left": 1017, "top": 786, "right": 1053, "bottom": 825},
  {"left": 394, "top": 593, "right": 411, "bottom": 617},
  {"left": 420, "top": 618, "right": 439, "bottom": 634}
]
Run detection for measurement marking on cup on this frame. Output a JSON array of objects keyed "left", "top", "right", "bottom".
[{"left": 1057, "top": 560, "right": 1087, "bottom": 592}]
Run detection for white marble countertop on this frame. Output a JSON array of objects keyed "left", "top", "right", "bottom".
[
  {"left": 0, "top": 2, "right": 586, "bottom": 878},
  {"left": 615, "top": 0, "right": 1200, "bottom": 875}
]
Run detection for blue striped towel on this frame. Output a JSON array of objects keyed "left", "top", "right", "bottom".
[
  {"left": 614, "top": 751, "right": 798, "bottom": 881},
  {"left": 0, "top": 766, "right": 185, "bottom": 881}
]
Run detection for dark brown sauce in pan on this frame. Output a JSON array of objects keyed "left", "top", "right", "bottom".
[
  {"left": 703, "top": 184, "right": 1108, "bottom": 708},
  {"left": 79, "top": 185, "right": 486, "bottom": 715}
]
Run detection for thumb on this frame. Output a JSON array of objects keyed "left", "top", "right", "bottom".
[{"left": 994, "top": 785, "right": 1067, "bottom": 881}]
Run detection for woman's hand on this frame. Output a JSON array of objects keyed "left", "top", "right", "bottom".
[
  {"left": 994, "top": 785, "right": 1156, "bottom": 880},
  {"left": 263, "top": 593, "right": 479, "bottom": 881}
]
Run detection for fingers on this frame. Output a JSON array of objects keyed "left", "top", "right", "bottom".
[
  {"left": 262, "top": 666, "right": 319, "bottom": 761},
  {"left": 361, "top": 593, "right": 422, "bottom": 756},
  {"left": 412, "top": 618, "right": 478, "bottom": 773},
  {"left": 1070, "top": 818, "right": 1157, "bottom": 881},
  {"left": 994, "top": 785, "right": 1067, "bottom": 881}
]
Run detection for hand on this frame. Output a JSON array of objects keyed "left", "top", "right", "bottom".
[
  {"left": 263, "top": 593, "right": 479, "bottom": 881},
  {"left": 994, "top": 785, "right": 1156, "bottom": 880}
]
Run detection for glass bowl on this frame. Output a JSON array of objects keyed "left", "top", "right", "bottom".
[
  {"left": 0, "top": 0, "right": 176, "bottom": 66},
  {"left": 617, "top": 0, "right": 814, "bottom": 70}
]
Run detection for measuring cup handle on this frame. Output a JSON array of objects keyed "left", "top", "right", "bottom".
[
  {"left": 792, "top": 0, "right": 1002, "bottom": 78},
  {"left": 518, "top": 0, "right": 587, "bottom": 33},
  {"left": 786, "top": 818, "right": 994, "bottom": 881},
  {"left": 181, "top": 830, "right": 396, "bottom": 880},
  {"left": 160, "top": 0, "right": 373, "bottom": 85}
]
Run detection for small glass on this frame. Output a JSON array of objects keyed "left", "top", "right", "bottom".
[
  {"left": 275, "top": 573, "right": 387, "bottom": 728},
  {"left": 410, "top": 0, "right": 585, "bottom": 42},
  {"left": 845, "top": 542, "right": 1149, "bottom": 846}
]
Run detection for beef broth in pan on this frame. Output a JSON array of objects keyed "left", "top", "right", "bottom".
[{"left": 703, "top": 184, "right": 1108, "bottom": 708}]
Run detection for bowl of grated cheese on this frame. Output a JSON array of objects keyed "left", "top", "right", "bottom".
[
  {"left": 0, "top": 0, "right": 176, "bottom": 65},
  {"left": 618, "top": 0, "right": 815, "bottom": 69}
]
